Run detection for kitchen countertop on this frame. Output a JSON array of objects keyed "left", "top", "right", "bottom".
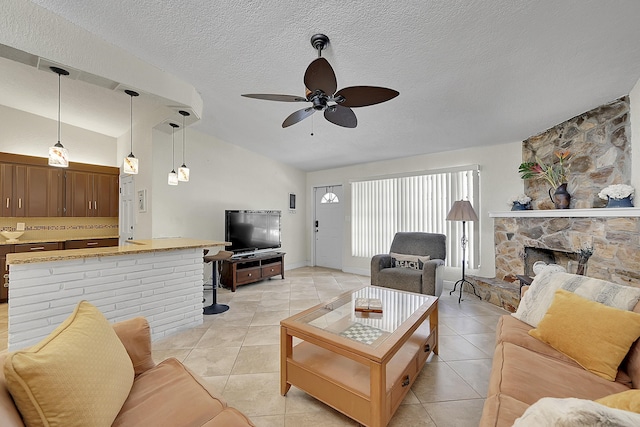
[
  {"left": 6, "top": 238, "right": 230, "bottom": 265},
  {"left": 0, "top": 235, "right": 120, "bottom": 245}
]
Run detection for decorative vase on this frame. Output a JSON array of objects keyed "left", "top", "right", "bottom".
[
  {"left": 606, "top": 196, "right": 634, "bottom": 208},
  {"left": 511, "top": 202, "right": 530, "bottom": 211},
  {"left": 548, "top": 183, "right": 571, "bottom": 209}
]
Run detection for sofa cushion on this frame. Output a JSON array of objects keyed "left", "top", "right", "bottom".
[
  {"left": 622, "top": 300, "right": 640, "bottom": 388},
  {"left": 487, "top": 342, "right": 629, "bottom": 406},
  {"left": 390, "top": 252, "right": 430, "bottom": 270},
  {"left": 113, "top": 358, "right": 253, "bottom": 426},
  {"left": 529, "top": 290, "right": 640, "bottom": 381},
  {"left": 512, "top": 397, "right": 640, "bottom": 426},
  {"left": 595, "top": 389, "right": 640, "bottom": 413},
  {"left": 112, "top": 316, "right": 156, "bottom": 376},
  {"left": 513, "top": 270, "right": 640, "bottom": 327},
  {"left": 4, "top": 300, "right": 134, "bottom": 427},
  {"left": 480, "top": 394, "right": 530, "bottom": 427},
  {"left": 496, "top": 315, "right": 633, "bottom": 386}
]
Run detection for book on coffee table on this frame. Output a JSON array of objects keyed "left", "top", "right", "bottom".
[{"left": 354, "top": 297, "right": 383, "bottom": 313}]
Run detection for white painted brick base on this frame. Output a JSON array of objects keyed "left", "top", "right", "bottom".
[{"left": 8, "top": 248, "right": 204, "bottom": 350}]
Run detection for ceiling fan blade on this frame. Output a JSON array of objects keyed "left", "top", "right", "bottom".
[
  {"left": 324, "top": 105, "right": 357, "bottom": 128},
  {"left": 334, "top": 86, "right": 399, "bottom": 108},
  {"left": 241, "top": 94, "right": 307, "bottom": 102},
  {"left": 282, "top": 107, "right": 316, "bottom": 128},
  {"left": 304, "top": 58, "right": 337, "bottom": 95}
]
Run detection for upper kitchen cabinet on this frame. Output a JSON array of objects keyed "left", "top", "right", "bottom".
[
  {"left": 0, "top": 153, "right": 119, "bottom": 218},
  {"left": 64, "top": 171, "right": 118, "bottom": 217},
  {"left": 0, "top": 164, "right": 63, "bottom": 217}
]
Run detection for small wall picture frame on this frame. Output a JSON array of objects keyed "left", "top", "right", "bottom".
[
  {"left": 138, "top": 189, "right": 147, "bottom": 213},
  {"left": 289, "top": 193, "right": 296, "bottom": 210}
]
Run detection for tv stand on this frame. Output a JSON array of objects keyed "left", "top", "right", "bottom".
[{"left": 221, "top": 252, "right": 285, "bottom": 292}]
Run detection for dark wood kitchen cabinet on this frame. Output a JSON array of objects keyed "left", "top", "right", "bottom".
[
  {"left": 0, "top": 153, "right": 119, "bottom": 218},
  {"left": 65, "top": 171, "right": 117, "bottom": 217},
  {"left": 0, "top": 164, "right": 64, "bottom": 217}
]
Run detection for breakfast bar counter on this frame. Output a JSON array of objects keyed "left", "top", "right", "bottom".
[{"left": 6, "top": 238, "right": 227, "bottom": 351}]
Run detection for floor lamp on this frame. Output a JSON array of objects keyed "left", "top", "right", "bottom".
[{"left": 446, "top": 200, "right": 482, "bottom": 303}]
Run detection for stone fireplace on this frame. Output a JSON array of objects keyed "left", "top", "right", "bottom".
[{"left": 492, "top": 210, "right": 640, "bottom": 287}]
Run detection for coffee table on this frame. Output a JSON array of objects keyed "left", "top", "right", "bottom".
[{"left": 280, "top": 286, "right": 438, "bottom": 427}]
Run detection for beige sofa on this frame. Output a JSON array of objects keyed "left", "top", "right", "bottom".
[
  {"left": 0, "top": 316, "right": 254, "bottom": 427},
  {"left": 480, "top": 275, "right": 640, "bottom": 426}
]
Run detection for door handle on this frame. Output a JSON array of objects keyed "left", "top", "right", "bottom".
[
  {"left": 6, "top": 198, "right": 9, "bottom": 208},
  {"left": 401, "top": 375, "right": 410, "bottom": 387},
  {"left": 18, "top": 198, "right": 21, "bottom": 209}
]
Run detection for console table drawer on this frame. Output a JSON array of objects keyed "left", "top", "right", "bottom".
[
  {"left": 236, "top": 267, "right": 261, "bottom": 284},
  {"left": 262, "top": 263, "right": 282, "bottom": 277}
]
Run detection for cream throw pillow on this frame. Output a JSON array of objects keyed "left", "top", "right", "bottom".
[
  {"left": 390, "top": 252, "right": 431, "bottom": 270},
  {"left": 4, "top": 300, "right": 134, "bottom": 427},
  {"left": 513, "top": 269, "right": 640, "bottom": 327},
  {"left": 513, "top": 397, "right": 640, "bottom": 426},
  {"left": 529, "top": 290, "right": 640, "bottom": 381}
]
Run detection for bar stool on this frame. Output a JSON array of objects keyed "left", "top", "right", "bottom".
[{"left": 203, "top": 250, "right": 233, "bottom": 315}]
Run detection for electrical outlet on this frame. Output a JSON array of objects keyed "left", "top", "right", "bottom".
[{"left": 16, "top": 222, "right": 25, "bottom": 231}]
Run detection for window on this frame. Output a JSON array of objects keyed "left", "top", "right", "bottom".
[{"left": 351, "top": 166, "right": 480, "bottom": 269}]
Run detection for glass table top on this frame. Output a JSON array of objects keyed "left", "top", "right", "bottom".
[{"left": 294, "top": 286, "right": 435, "bottom": 348}]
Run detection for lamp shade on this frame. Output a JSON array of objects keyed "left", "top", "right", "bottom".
[
  {"left": 123, "top": 154, "right": 139, "bottom": 174},
  {"left": 48, "top": 142, "right": 69, "bottom": 167},
  {"left": 446, "top": 200, "right": 478, "bottom": 222}
]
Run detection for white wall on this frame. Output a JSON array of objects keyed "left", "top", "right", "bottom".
[
  {"left": 151, "top": 128, "right": 308, "bottom": 269},
  {"left": 306, "top": 142, "right": 524, "bottom": 279},
  {"left": 0, "top": 104, "right": 116, "bottom": 166}
]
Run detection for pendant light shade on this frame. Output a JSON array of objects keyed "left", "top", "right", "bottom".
[
  {"left": 123, "top": 90, "right": 140, "bottom": 174},
  {"left": 178, "top": 110, "right": 190, "bottom": 182},
  {"left": 48, "top": 67, "right": 70, "bottom": 167},
  {"left": 168, "top": 123, "right": 179, "bottom": 186}
]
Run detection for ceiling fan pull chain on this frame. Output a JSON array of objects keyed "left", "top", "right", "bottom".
[{"left": 310, "top": 115, "right": 314, "bottom": 136}]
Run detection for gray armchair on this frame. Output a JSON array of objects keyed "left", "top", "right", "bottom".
[{"left": 371, "top": 232, "right": 446, "bottom": 297}]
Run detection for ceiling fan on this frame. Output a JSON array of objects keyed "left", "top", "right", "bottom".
[{"left": 242, "top": 34, "right": 399, "bottom": 129}]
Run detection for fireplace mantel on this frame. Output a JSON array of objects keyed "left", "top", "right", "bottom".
[{"left": 489, "top": 208, "right": 640, "bottom": 218}]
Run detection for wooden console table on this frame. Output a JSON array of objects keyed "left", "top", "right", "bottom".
[{"left": 220, "top": 252, "right": 285, "bottom": 292}]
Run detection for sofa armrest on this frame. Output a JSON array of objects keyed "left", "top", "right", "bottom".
[
  {"left": 112, "top": 317, "right": 156, "bottom": 376},
  {"left": 421, "top": 259, "right": 445, "bottom": 296},
  {"left": 371, "top": 254, "right": 392, "bottom": 286},
  {"left": 0, "top": 353, "right": 25, "bottom": 427}
]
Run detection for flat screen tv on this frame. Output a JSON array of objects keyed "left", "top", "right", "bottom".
[{"left": 225, "top": 210, "right": 281, "bottom": 254}]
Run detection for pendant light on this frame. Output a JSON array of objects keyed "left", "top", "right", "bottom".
[
  {"left": 177, "top": 110, "right": 190, "bottom": 182},
  {"left": 168, "top": 123, "right": 179, "bottom": 186},
  {"left": 48, "top": 67, "right": 70, "bottom": 167},
  {"left": 123, "top": 90, "right": 140, "bottom": 174}
]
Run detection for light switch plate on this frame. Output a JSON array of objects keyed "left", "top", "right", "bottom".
[{"left": 16, "top": 222, "right": 25, "bottom": 231}]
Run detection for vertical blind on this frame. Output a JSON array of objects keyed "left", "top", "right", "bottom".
[{"left": 351, "top": 166, "right": 480, "bottom": 269}]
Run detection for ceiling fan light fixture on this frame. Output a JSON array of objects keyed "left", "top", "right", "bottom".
[
  {"left": 242, "top": 33, "right": 399, "bottom": 129},
  {"left": 48, "top": 66, "right": 70, "bottom": 167},
  {"left": 123, "top": 90, "right": 140, "bottom": 174},
  {"left": 178, "top": 110, "right": 190, "bottom": 182},
  {"left": 168, "top": 123, "right": 179, "bottom": 186}
]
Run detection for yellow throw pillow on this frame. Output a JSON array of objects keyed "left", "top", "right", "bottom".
[
  {"left": 529, "top": 289, "right": 640, "bottom": 381},
  {"left": 596, "top": 390, "right": 640, "bottom": 413},
  {"left": 4, "top": 301, "right": 134, "bottom": 426}
]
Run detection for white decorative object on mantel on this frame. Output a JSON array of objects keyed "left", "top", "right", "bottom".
[{"left": 489, "top": 208, "right": 640, "bottom": 218}]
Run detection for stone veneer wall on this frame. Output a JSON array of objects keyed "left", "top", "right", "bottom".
[
  {"left": 494, "top": 216, "right": 640, "bottom": 287},
  {"left": 522, "top": 97, "right": 631, "bottom": 209}
]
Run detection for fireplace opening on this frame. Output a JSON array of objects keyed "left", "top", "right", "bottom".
[{"left": 524, "top": 247, "right": 578, "bottom": 277}]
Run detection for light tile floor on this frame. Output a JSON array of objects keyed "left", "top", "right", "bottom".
[{"left": 0, "top": 267, "right": 507, "bottom": 426}]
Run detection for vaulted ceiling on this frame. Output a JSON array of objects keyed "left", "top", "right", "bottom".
[{"left": 7, "top": 1, "right": 640, "bottom": 171}]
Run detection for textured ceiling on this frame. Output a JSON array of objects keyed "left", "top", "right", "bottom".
[{"left": 13, "top": 1, "right": 640, "bottom": 170}]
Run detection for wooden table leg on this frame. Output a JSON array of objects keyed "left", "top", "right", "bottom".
[
  {"left": 433, "top": 300, "right": 439, "bottom": 355},
  {"left": 280, "top": 326, "right": 292, "bottom": 395},
  {"left": 370, "top": 361, "right": 385, "bottom": 427}
]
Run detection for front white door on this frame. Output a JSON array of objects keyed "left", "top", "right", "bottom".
[
  {"left": 314, "top": 185, "right": 344, "bottom": 270},
  {"left": 119, "top": 175, "right": 135, "bottom": 244}
]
